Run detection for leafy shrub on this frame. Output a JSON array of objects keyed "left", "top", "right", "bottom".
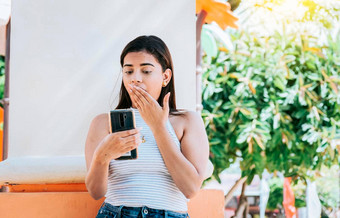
[{"left": 202, "top": 29, "right": 340, "bottom": 184}]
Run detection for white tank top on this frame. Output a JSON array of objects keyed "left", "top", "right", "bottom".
[{"left": 104, "top": 107, "right": 188, "bottom": 211}]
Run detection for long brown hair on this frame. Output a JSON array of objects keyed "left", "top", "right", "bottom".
[{"left": 116, "top": 35, "right": 179, "bottom": 113}]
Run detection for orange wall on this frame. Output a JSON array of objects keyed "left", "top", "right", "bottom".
[
  {"left": 0, "top": 189, "right": 224, "bottom": 218},
  {"left": 6, "top": 183, "right": 87, "bottom": 192},
  {"left": 188, "top": 189, "right": 224, "bottom": 218}
]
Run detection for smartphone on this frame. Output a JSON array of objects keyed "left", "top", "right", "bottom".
[{"left": 108, "top": 109, "right": 138, "bottom": 160}]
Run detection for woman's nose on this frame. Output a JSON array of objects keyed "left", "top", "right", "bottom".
[{"left": 131, "top": 72, "right": 142, "bottom": 83}]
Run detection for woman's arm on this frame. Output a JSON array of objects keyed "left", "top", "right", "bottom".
[
  {"left": 151, "top": 111, "right": 209, "bottom": 199},
  {"left": 85, "top": 114, "right": 141, "bottom": 200},
  {"left": 85, "top": 114, "right": 110, "bottom": 200},
  {"left": 128, "top": 85, "right": 209, "bottom": 199}
]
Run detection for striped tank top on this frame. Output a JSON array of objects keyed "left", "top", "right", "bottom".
[{"left": 104, "top": 107, "right": 188, "bottom": 211}]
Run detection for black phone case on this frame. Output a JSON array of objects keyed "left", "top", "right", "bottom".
[{"left": 108, "top": 109, "right": 137, "bottom": 160}]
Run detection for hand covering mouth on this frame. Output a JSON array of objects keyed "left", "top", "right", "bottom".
[{"left": 129, "top": 84, "right": 147, "bottom": 92}]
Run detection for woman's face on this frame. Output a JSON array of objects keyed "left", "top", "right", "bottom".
[{"left": 122, "top": 51, "right": 171, "bottom": 107}]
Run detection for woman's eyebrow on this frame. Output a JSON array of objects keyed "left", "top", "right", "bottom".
[
  {"left": 123, "top": 63, "right": 155, "bottom": 67},
  {"left": 140, "top": 63, "right": 154, "bottom": 67}
]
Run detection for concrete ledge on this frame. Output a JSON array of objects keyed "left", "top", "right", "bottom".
[
  {"left": 0, "top": 156, "right": 86, "bottom": 185},
  {"left": 0, "top": 156, "right": 214, "bottom": 185},
  {"left": 0, "top": 189, "right": 224, "bottom": 218}
]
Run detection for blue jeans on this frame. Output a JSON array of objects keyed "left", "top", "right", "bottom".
[{"left": 96, "top": 202, "right": 190, "bottom": 218}]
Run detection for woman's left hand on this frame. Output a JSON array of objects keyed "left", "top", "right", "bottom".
[{"left": 128, "top": 84, "right": 170, "bottom": 130}]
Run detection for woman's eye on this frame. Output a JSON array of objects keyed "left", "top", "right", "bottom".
[
  {"left": 143, "top": 71, "right": 151, "bottom": 74},
  {"left": 124, "top": 71, "right": 133, "bottom": 74}
]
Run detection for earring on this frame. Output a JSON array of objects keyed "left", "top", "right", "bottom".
[{"left": 163, "top": 81, "right": 167, "bottom": 87}]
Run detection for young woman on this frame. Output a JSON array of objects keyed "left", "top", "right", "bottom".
[{"left": 85, "top": 35, "right": 210, "bottom": 218}]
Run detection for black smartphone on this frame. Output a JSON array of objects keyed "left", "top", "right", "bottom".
[{"left": 108, "top": 109, "right": 138, "bottom": 160}]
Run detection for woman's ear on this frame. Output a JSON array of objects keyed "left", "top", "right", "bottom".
[{"left": 162, "top": 68, "right": 172, "bottom": 87}]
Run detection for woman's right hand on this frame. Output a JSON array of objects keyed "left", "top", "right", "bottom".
[{"left": 94, "top": 128, "right": 142, "bottom": 164}]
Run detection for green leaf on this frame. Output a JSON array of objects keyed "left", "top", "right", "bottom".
[{"left": 202, "top": 28, "right": 218, "bottom": 58}]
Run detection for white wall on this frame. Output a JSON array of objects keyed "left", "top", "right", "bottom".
[{"left": 0, "top": 0, "right": 195, "bottom": 184}]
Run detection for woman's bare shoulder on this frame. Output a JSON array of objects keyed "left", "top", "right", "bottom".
[
  {"left": 171, "top": 110, "right": 202, "bottom": 126},
  {"left": 89, "top": 113, "right": 110, "bottom": 135},
  {"left": 182, "top": 110, "right": 204, "bottom": 130},
  {"left": 85, "top": 113, "right": 110, "bottom": 152},
  {"left": 169, "top": 110, "right": 204, "bottom": 140}
]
